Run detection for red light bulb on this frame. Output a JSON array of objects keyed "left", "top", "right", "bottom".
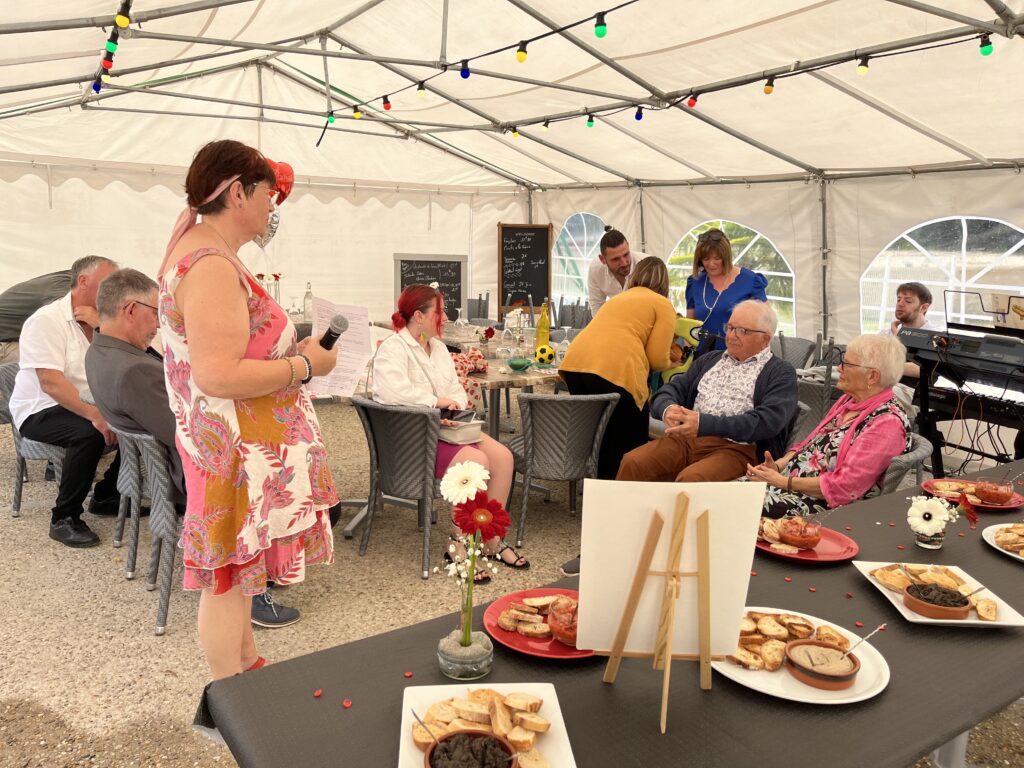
[
  {"left": 686, "top": 95, "right": 697, "bottom": 108},
  {"left": 101, "top": 59, "right": 114, "bottom": 70}
]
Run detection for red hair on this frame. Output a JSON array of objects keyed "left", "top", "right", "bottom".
[
  {"left": 186, "top": 140, "right": 275, "bottom": 215},
  {"left": 393, "top": 284, "right": 444, "bottom": 336}
]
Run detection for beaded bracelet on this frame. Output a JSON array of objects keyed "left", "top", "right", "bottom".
[
  {"left": 299, "top": 354, "right": 313, "bottom": 384},
  {"left": 285, "top": 357, "right": 297, "bottom": 388}
]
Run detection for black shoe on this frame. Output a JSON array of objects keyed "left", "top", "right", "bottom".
[
  {"left": 44, "top": 462, "right": 55, "bottom": 482},
  {"left": 560, "top": 555, "right": 581, "bottom": 576},
  {"left": 49, "top": 517, "right": 100, "bottom": 548},
  {"left": 251, "top": 591, "right": 301, "bottom": 628},
  {"left": 88, "top": 493, "right": 121, "bottom": 517}
]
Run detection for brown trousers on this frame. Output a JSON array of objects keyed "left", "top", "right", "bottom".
[{"left": 616, "top": 434, "right": 756, "bottom": 483}]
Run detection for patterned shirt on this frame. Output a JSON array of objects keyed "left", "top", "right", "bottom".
[{"left": 694, "top": 345, "right": 773, "bottom": 417}]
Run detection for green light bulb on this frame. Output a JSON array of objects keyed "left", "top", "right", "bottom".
[
  {"left": 327, "top": 114, "right": 335, "bottom": 124},
  {"left": 586, "top": 115, "right": 594, "bottom": 127},
  {"left": 105, "top": 40, "right": 118, "bottom": 53},
  {"left": 980, "top": 42, "right": 993, "bottom": 56},
  {"left": 594, "top": 23, "right": 607, "bottom": 38}
]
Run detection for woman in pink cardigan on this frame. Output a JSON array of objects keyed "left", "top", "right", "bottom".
[{"left": 745, "top": 334, "right": 911, "bottom": 518}]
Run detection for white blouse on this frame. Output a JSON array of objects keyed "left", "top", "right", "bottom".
[{"left": 371, "top": 327, "right": 468, "bottom": 409}]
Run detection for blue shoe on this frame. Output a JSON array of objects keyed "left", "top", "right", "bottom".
[{"left": 251, "top": 591, "right": 300, "bottom": 628}]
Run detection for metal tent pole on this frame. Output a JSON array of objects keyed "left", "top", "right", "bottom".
[
  {"left": 819, "top": 179, "right": 830, "bottom": 340},
  {"left": 0, "top": 0, "right": 256, "bottom": 34}
]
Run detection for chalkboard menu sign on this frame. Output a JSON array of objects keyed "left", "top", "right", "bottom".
[
  {"left": 499, "top": 223, "right": 551, "bottom": 318},
  {"left": 394, "top": 254, "right": 466, "bottom": 319}
]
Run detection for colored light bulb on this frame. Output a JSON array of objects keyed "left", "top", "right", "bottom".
[
  {"left": 91, "top": 81, "right": 101, "bottom": 93},
  {"left": 511, "top": 126, "right": 519, "bottom": 137},
  {"left": 115, "top": 14, "right": 130, "bottom": 28},
  {"left": 327, "top": 113, "right": 335, "bottom": 124},
  {"left": 586, "top": 114, "right": 594, "bottom": 127},
  {"left": 686, "top": 95, "right": 697, "bottom": 108},
  {"left": 979, "top": 34, "right": 993, "bottom": 56},
  {"left": 105, "top": 40, "right": 118, "bottom": 53},
  {"left": 763, "top": 76, "right": 775, "bottom": 95},
  {"left": 100, "top": 74, "right": 111, "bottom": 83},
  {"left": 383, "top": 95, "right": 391, "bottom": 111},
  {"left": 417, "top": 81, "right": 426, "bottom": 98},
  {"left": 516, "top": 42, "right": 528, "bottom": 63},
  {"left": 856, "top": 57, "right": 869, "bottom": 76},
  {"left": 460, "top": 59, "right": 470, "bottom": 79},
  {"left": 541, "top": 120, "right": 550, "bottom": 131},
  {"left": 353, "top": 106, "right": 362, "bottom": 119},
  {"left": 101, "top": 59, "right": 114, "bottom": 70},
  {"left": 634, "top": 106, "right": 643, "bottom": 121},
  {"left": 594, "top": 12, "right": 607, "bottom": 38}
]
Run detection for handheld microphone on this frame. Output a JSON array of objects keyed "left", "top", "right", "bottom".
[{"left": 319, "top": 315, "right": 349, "bottom": 350}]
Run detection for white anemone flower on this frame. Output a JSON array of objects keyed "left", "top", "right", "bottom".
[
  {"left": 439, "top": 460, "right": 490, "bottom": 504},
  {"left": 907, "top": 495, "right": 956, "bottom": 536}
]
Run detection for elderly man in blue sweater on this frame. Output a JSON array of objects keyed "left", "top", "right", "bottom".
[{"left": 617, "top": 300, "right": 797, "bottom": 483}]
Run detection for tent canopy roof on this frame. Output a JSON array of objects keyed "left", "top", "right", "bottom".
[{"left": 2, "top": 0, "right": 1023, "bottom": 189}]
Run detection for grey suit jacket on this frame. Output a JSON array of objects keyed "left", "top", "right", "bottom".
[{"left": 85, "top": 333, "right": 185, "bottom": 501}]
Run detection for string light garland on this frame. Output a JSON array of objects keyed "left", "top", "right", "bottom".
[{"left": 89, "top": 2, "right": 131, "bottom": 94}]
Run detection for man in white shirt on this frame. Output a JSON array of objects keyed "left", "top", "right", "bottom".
[
  {"left": 586, "top": 227, "right": 639, "bottom": 316},
  {"left": 9, "top": 255, "right": 120, "bottom": 548},
  {"left": 881, "top": 281, "right": 942, "bottom": 379}
]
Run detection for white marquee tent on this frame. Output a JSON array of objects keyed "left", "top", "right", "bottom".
[{"left": 2, "top": 0, "right": 1023, "bottom": 341}]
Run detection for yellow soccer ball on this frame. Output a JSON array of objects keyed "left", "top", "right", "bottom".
[{"left": 535, "top": 344, "right": 556, "bottom": 364}]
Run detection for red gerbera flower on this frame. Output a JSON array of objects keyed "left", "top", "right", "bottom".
[
  {"left": 483, "top": 326, "right": 496, "bottom": 340},
  {"left": 453, "top": 492, "right": 510, "bottom": 541}
]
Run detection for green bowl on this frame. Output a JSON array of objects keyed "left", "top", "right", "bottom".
[{"left": 507, "top": 357, "right": 532, "bottom": 371}]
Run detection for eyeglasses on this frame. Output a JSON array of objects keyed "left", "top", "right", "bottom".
[
  {"left": 724, "top": 324, "right": 768, "bottom": 338},
  {"left": 697, "top": 230, "right": 726, "bottom": 242},
  {"left": 838, "top": 350, "right": 876, "bottom": 371},
  {"left": 128, "top": 300, "right": 159, "bottom": 314}
]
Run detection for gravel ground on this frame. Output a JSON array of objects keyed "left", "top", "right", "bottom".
[{"left": 0, "top": 398, "right": 1021, "bottom": 768}]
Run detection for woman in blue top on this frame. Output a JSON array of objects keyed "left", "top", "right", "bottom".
[{"left": 685, "top": 228, "right": 768, "bottom": 351}]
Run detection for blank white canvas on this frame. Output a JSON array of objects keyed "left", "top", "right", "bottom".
[{"left": 576, "top": 479, "right": 764, "bottom": 657}]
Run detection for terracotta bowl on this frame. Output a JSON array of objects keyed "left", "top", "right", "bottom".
[
  {"left": 902, "top": 585, "right": 971, "bottom": 620},
  {"left": 784, "top": 639, "right": 860, "bottom": 691},
  {"left": 424, "top": 729, "right": 519, "bottom": 768}
]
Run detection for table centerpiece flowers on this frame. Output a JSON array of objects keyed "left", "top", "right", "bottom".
[
  {"left": 907, "top": 495, "right": 960, "bottom": 549},
  {"left": 434, "top": 461, "right": 509, "bottom": 679}
]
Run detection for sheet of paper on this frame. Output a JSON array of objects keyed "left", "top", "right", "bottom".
[
  {"left": 306, "top": 297, "right": 371, "bottom": 398},
  {"left": 576, "top": 479, "right": 764, "bottom": 657}
]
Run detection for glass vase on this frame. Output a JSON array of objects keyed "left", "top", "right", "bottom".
[
  {"left": 915, "top": 529, "right": 946, "bottom": 549},
  {"left": 437, "top": 629, "right": 494, "bottom": 680}
]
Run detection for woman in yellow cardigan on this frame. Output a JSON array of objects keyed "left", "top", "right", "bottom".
[{"left": 560, "top": 256, "right": 676, "bottom": 479}]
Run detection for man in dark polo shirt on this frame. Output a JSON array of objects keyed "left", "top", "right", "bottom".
[{"left": 0, "top": 270, "right": 72, "bottom": 364}]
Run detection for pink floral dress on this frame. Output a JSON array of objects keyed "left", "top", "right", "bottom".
[{"left": 159, "top": 249, "right": 338, "bottom": 595}]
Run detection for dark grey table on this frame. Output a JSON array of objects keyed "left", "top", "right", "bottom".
[{"left": 205, "top": 462, "right": 1024, "bottom": 768}]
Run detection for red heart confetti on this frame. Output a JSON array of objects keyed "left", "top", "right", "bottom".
[
  {"left": 751, "top": 571, "right": 757, "bottom": 577},
  {"left": 845, "top": 526, "right": 853, "bottom": 531},
  {"left": 846, "top": 592, "right": 853, "bottom": 599},
  {"left": 897, "top": 545, "right": 905, "bottom": 550},
  {"left": 879, "top": 625, "right": 887, "bottom": 630},
  {"left": 958, "top": 533, "right": 965, "bottom": 537},
  {"left": 404, "top": 671, "right": 413, "bottom": 678},
  {"left": 784, "top": 577, "right": 792, "bottom": 582},
  {"left": 808, "top": 587, "right": 817, "bottom": 593},
  {"left": 888, "top": 522, "right": 895, "bottom": 527},
  {"left": 343, "top": 699, "right": 352, "bottom": 709},
  {"left": 313, "top": 689, "right": 322, "bottom": 698},
  {"left": 855, "top": 621, "right": 864, "bottom": 628}
]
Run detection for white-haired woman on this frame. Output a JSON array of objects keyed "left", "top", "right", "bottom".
[{"left": 746, "top": 334, "right": 911, "bottom": 518}]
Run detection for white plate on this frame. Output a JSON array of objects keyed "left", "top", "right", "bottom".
[
  {"left": 398, "top": 682, "right": 576, "bottom": 768},
  {"left": 982, "top": 524, "right": 1024, "bottom": 564},
  {"left": 710, "top": 606, "right": 890, "bottom": 705},
  {"left": 852, "top": 560, "right": 1024, "bottom": 627}
]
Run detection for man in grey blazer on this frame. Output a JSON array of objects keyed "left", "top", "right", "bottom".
[{"left": 85, "top": 268, "right": 301, "bottom": 629}]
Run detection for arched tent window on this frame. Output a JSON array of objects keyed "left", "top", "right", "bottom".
[
  {"left": 552, "top": 211, "right": 606, "bottom": 309},
  {"left": 860, "top": 217, "right": 1024, "bottom": 333},
  {"left": 667, "top": 220, "right": 796, "bottom": 337}
]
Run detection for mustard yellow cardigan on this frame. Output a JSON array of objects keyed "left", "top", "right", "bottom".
[{"left": 559, "top": 287, "right": 676, "bottom": 409}]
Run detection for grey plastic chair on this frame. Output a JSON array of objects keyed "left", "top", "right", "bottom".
[
  {"left": 109, "top": 427, "right": 182, "bottom": 635},
  {"left": 878, "top": 433, "right": 933, "bottom": 496},
  {"left": 771, "top": 332, "right": 818, "bottom": 370},
  {"left": 504, "top": 392, "right": 618, "bottom": 547},
  {"left": 0, "top": 362, "right": 66, "bottom": 517},
  {"left": 351, "top": 396, "right": 442, "bottom": 579},
  {"left": 108, "top": 425, "right": 144, "bottom": 556}
]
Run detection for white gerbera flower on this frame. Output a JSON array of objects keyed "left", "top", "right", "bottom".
[
  {"left": 439, "top": 460, "right": 490, "bottom": 504},
  {"left": 907, "top": 495, "right": 955, "bottom": 536}
]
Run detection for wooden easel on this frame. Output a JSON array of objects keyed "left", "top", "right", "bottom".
[{"left": 598, "top": 491, "right": 715, "bottom": 734}]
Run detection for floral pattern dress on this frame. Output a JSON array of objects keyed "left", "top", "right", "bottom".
[
  {"left": 159, "top": 249, "right": 338, "bottom": 595},
  {"left": 761, "top": 398, "right": 911, "bottom": 519}
]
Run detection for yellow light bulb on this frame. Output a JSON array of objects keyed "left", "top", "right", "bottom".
[{"left": 115, "top": 14, "right": 130, "bottom": 28}]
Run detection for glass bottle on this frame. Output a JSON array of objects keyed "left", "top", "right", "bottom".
[
  {"left": 302, "top": 281, "right": 314, "bottom": 322},
  {"left": 535, "top": 299, "right": 550, "bottom": 351}
]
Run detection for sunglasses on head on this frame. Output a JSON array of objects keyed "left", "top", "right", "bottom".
[{"left": 697, "top": 230, "right": 726, "bottom": 242}]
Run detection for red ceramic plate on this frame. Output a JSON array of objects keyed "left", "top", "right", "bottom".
[
  {"left": 921, "top": 478, "right": 1024, "bottom": 510},
  {"left": 755, "top": 526, "right": 859, "bottom": 562},
  {"left": 483, "top": 587, "right": 593, "bottom": 659}
]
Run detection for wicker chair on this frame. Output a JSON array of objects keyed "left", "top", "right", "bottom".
[
  {"left": 109, "top": 427, "right": 182, "bottom": 635},
  {"left": 0, "top": 362, "right": 66, "bottom": 517},
  {"left": 505, "top": 392, "right": 618, "bottom": 547},
  {"left": 771, "top": 332, "right": 818, "bottom": 370},
  {"left": 351, "top": 396, "right": 442, "bottom": 579},
  {"left": 878, "top": 433, "right": 933, "bottom": 496}
]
